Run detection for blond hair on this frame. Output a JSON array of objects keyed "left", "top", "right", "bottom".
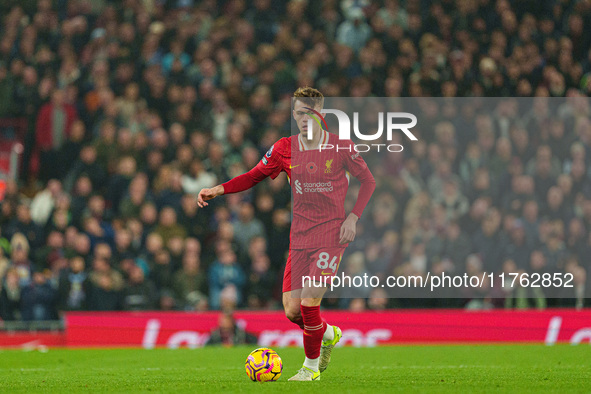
[{"left": 294, "top": 86, "right": 324, "bottom": 108}]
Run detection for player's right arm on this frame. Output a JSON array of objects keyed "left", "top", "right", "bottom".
[
  {"left": 197, "top": 167, "right": 268, "bottom": 208},
  {"left": 197, "top": 142, "right": 284, "bottom": 208}
]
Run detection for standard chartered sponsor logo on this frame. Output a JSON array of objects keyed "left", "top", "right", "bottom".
[
  {"left": 304, "top": 181, "right": 333, "bottom": 192},
  {"left": 293, "top": 180, "right": 333, "bottom": 193}
]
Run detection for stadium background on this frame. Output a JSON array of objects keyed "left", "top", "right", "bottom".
[{"left": 0, "top": 0, "right": 590, "bottom": 347}]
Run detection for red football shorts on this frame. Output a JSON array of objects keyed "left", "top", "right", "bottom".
[{"left": 283, "top": 246, "right": 346, "bottom": 292}]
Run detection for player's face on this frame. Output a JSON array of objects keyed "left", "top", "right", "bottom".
[{"left": 293, "top": 99, "right": 322, "bottom": 139}]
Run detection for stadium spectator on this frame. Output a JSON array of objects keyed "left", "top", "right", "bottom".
[
  {"left": 501, "top": 219, "right": 533, "bottom": 269},
  {"left": 34, "top": 89, "right": 78, "bottom": 181},
  {"left": 208, "top": 249, "right": 246, "bottom": 310},
  {"left": 29, "top": 179, "right": 63, "bottom": 227},
  {"left": 433, "top": 180, "right": 469, "bottom": 222},
  {"left": 244, "top": 253, "right": 275, "bottom": 308},
  {"left": 113, "top": 227, "right": 135, "bottom": 262},
  {"left": 86, "top": 257, "right": 124, "bottom": 311},
  {"left": 472, "top": 208, "right": 504, "bottom": 272},
  {"left": 83, "top": 214, "right": 115, "bottom": 251},
  {"left": 232, "top": 202, "right": 266, "bottom": 254},
  {"left": 0, "top": 239, "right": 8, "bottom": 276},
  {"left": 122, "top": 265, "right": 157, "bottom": 311},
  {"left": 342, "top": 252, "right": 372, "bottom": 302},
  {"left": 154, "top": 206, "right": 186, "bottom": 246},
  {"left": 337, "top": 8, "right": 372, "bottom": 53},
  {"left": 64, "top": 146, "right": 107, "bottom": 194},
  {"left": 20, "top": 270, "right": 58, "bottom": 321},
  {"left": 0, "top": 268, "right": 21, "bottom": 321},
  {"left": 167, "top": 235, "right": 185, "bottom": 271},
  {"left": 149, "top": 249, "right": 174, "bottom": 291},
  {"left": 118, "top": 173, "right": 152, "bottom": 220},
  {"left": 9, "top": 233, "right": 33, "bottom": 287},
  {"left": 5, "top": 203, "right": 44, "bottom": 249},
  {"left": 35, "top": 230, "right": 67, "bottom": 274},
  {"left": 178, "top": 194, "right": 208, "bottom": 241},
  {"left": 206, "top": 312, "right": 257, "bottom": 346},
  {"left": 67, "top": 232, "right": 92, "bottom": 266},
  {"left": 172, "top": 252, "right": 207, "bottom": 311},
  {"left": 57, "top": 256, "right": 87, "bottom": 312},
  {"left": 0, "top": 61, "right": 14, "bottom": 117},
  {"left": 181, "top": 158, "right": 217, "bottom": 195}
]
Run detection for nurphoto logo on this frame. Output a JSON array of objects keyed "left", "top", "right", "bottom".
[{"left": 303, "top": 106, "right": 418, "bottom": 153}]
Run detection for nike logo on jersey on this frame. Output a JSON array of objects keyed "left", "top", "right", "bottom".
[{"left": 289, "top": 164, "right": 300, "bottom": 169}]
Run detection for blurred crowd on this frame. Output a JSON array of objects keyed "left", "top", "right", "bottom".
[
  {"left": 336, "top": 96, "right": 590, "bottom": 310},
  {"left": 1, "top": 0, "right": 591, "bottom": 321}
]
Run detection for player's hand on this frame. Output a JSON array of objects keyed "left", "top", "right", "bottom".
[
  {"left": 339, "top": 213, "right": 359, "bottom": 244},
  {"left": 197, "top": 185, "right": 223, "bottom": 208}
]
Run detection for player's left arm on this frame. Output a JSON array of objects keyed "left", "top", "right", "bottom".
[{"left": 339, "top": 147, "right": 376, "bottom": 244}]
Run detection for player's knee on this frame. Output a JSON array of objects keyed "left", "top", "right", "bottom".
[{"left": 300, "top": 297, "right": 322, "bottom": 307}]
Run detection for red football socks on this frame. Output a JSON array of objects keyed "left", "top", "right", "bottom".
[
  {"left": 300, "top": 305, "right": 326, "bottom": 359},
  {"left": 292, "top": 316, "right": 305, "bottom": 330}
]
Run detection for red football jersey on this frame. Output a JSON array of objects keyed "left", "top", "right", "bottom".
[{"left": 254, "top": 130, "right": 371, "bottom": 248}]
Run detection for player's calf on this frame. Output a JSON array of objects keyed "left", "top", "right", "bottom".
[{"left": 283, "top": 291, "right": 304, "bottom": 329}]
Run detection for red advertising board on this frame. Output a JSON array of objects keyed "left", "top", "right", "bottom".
[
  {"left": 0, "top": 331, "right": 66, "bottom": 348},
  {"left": 64, "top": 309, "right": 591, "bottom": 348}
]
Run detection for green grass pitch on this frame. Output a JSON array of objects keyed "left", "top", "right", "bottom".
[{"left": 0, "top": 345, "right": 589, "bottom": 392}]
